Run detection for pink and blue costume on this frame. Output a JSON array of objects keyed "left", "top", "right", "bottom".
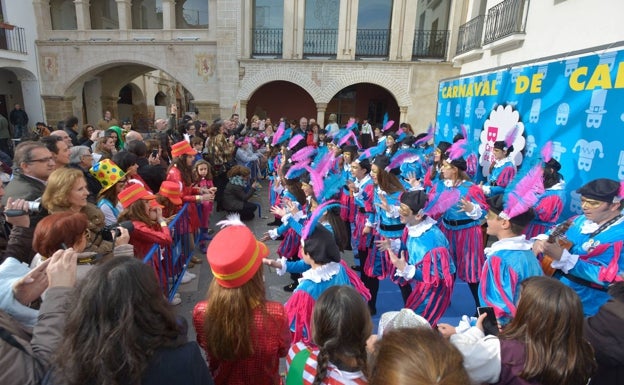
[
  {"left": 524, "top": 183, "right": 566, "bottom": 238},
  {"left": 484, "top": 157, "right": 516, "bottom": 196},
  {"left": 478, "top": 235, "right": 543, "bottom": 325},
  {"left": 391, "top": 217, "right": 455, "bottom": 325}
]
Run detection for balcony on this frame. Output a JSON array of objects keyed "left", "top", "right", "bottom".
[
  {"left": 483, "top": 0, "right": 528, "bottom": 51},
  {"left": 0, "top": 24, "right": 27, "bottom": 54},
  {"left": 252, "top": 28, "right": 282, "bottom": 57},
  {"left": 455, "top": 15, "right": 485, "bottom": 56},
  {"left": 303, "top": 29, "right": 337, "bottom": 58},
  {"left": 356, "top": 29, "right": 390, "bottom": 58},
  {"left": 412, "top": 30, "right": 449, "bottom": 60}
]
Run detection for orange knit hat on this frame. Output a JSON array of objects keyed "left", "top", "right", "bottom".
[
  {"left": 118, "top": 183, "right": 155, "bottom": 209},
  {"left": 207, "top": 215, "right": 269, "bottom": 288},
  {"left": 171, "top": 141, "right": 196, "bottom": 158}
]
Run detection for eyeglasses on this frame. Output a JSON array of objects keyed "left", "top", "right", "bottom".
[
  {"left": 580, "top": 197, "right": 604, "bottom": 209},
  {"left": 441, "top": 163, "right": 453, "bottom": 169},
  {"left": 81, "top": 153, "right": 93, "bottom": 158},
  {"left": 28, "top": 157, "right": 54, "bottom": 163}
]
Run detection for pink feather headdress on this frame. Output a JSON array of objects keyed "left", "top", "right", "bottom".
[{"left": 500, "top": 164, "right": 545, "bottom": 220}]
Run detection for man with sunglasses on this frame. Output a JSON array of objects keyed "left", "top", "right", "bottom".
[{"left": 533, "top": 178, "right": 624, "bottom": 316}]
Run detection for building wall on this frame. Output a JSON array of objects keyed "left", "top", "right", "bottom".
[{"left": 457, "top": 0, "right": 624, "bottom": 74}]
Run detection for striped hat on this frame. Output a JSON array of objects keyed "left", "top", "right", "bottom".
[
  {"left": 158, "top": 181, "right": 183, "bottom": 205},
  {"left": 118, "top": 183, "right": 155, "bottom": 209},
  {"left": 89, "top": 159, "right": 126, "bottom": 191},
  {"left": 171, "top": 140, "right": 196, "bottom": 158},
  {"left": 207, "top": 215, "right": 269, "bottom": 288}
]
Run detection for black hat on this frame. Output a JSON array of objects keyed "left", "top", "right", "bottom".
[
  {"left": 544, "top": 158, "right": 561, "bottom": 172},
  {"left": 356, "top": 158, "right": 371, "bottom": 173},
  {"left": 493, "top": 140, "right": 514, "bottom": 154},
  {"left": 373, "top": 155, "right": 390, "bottom": 170},
  {"left": 36, "top": 121, "right": 47, "bottom": 126},
  {"left": 450, "top": 157, "right": 467, "bottom": 172},
  {"left": 437, "top": 141, "right": 452, "bottom": 154},
  {"left": 304, "top": 224, "right": 340, "bottom": 264},
  {"left": 452, "top": 133, "right": 464, "bottom": 143},
  {"left": 400, "top": 191, "right": 428, "bottom": 214},
  {"left": 122, "top": 118, "right": 132, "bottom": 125},
  {"left": 401, "top": 136, "right": 417, "bottom": 148},
  {"left": 577, "top": 178, "right": 622, "bottom": 203},
  {"left": 487, "top": 195, "right": 535, "bottom": 227},
  {"left": 341, "top": 145, "right": 358, "bottom": 156}
]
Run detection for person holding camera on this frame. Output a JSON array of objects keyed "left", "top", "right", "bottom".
[{"left": 41, "top": 168, "right": 132, "bottom": 262}]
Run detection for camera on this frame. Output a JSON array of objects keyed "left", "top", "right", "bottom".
[
  {"left": 3, "top": 200, "right": 42, "bottom": 217},
  {"left": 100, "top": 221, "right": 134, "bottom": 242}
]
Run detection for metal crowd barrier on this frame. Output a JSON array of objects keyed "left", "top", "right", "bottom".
[{"left": 142, "top": 203, "right": 198, "bottom": 301}]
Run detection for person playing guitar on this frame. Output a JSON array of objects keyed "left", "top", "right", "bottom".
[{"left": 533, "top": 178, "right": 624, "bottom": 316}]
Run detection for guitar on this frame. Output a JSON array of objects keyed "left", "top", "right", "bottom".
[{"left": 540, "top": 220, "right": 574, "bottom": 276}]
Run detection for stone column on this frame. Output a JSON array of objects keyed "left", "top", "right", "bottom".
[
  {"left": 20, "top": 78, "right": 45, "bottom": 127},
  {"left": 336, "top": 0, "right": 358, "bottom": 60},
  {"left": 193, "top": 100, "right": 221, "bottom": 122},
  {"left": 74, "top": 0, "right": 92, "bottom": 30},
  {"left": 388, "top": 0, "right": 417, "bottom": 61},
  {"left": 239, "top": 100, "right": 248, "bottom": 121},
  {"left": 41, "top": 96, "right": 76, "bottom": 127},
  {"left": 116, "top": 0, "right": 132, "bottom": 30},
  {"left": 399, "top": 106, "right": 408, "bottom": 126},
  {"left": 282, "top": 0, "right": 296, "bottom": 59},
  {"left": 32, "top": 0, "right": 52, "bottom": 33},
  {"left": 83, "top": 78, "right": 103, "bottom": 126},
  {"left": 316, "top": 103, "right": 327, "bottom": 128},
  {"left": 162, "top": 0, "right": 176, "bottom": 30}
]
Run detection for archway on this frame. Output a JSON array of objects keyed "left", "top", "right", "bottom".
[
  {"left": 246, "top": 81, "right": 316, "bottom": 121},
  {"left": 326, "top": 82, "right": 400, "bottom": 129}
]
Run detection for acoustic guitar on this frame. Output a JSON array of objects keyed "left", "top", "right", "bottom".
[{"left": 540, "top": 220, "right": 573, "bottom": 276}]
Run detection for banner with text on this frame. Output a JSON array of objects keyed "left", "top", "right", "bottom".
[{"left": 436, "top": 49, "right": 624, "bottom": 218}]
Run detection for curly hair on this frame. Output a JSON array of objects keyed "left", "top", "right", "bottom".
[
  {"left": 41, "top": 167, "right": 86, "bottom": 212},
  {"left": 311, "top": 285, "right": 372, "bottom": 385},
  {"left": 52, "top": 257, "right": 182, "bottom": 385}
]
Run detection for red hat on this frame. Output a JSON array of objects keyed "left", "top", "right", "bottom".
[
  {"left": 158, "top": 180, "right": 183, "bottom": 205},
  {"left": 207, "top": 215, "right": 269, "bottom": 288},
  {"left": 171, "top": 141, "right": 196, "bottom": 157},
  {"left": 118, "top": 183, "right": 155, "bottom": 209}
]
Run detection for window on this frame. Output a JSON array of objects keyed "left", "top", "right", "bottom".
[
  {"left": 303, "top": 0, "right": 339, "bottom": 56},
  {"left": 356, "top": 0, "right": 393, "bottom": 57},
  {"left": 253, "top": 0, "right": 283, "bottom": 55},
  {"left": 132, "top": 0, "right": 163, "bottom": 29},
  {"left": 90, "top": 0, "right": 119, "bottom": 29},
  {"left": 176, "top": 0, "right": 208, "bottom": 29},
  {"left": 50, "top": 0, "right": 77, "bottom": 30}
]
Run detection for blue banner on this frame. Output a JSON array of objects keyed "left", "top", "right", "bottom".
[{"left": 436, "top": 49, "right": 624, "bottom": 218}]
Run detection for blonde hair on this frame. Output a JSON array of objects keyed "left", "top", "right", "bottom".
[{"left": 42, "top": 167, "right": 86, "bottom": 212}]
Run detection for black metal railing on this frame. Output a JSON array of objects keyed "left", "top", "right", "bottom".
[
  {"left": 0, "top": 25, "right": 27, "bottom": 54},
  {"left": 483, "top": 0, "right": 527, "bottom": 45},
  {"left": 455, "top": 15, "right": 485, "bottom": 55},
  {"left": 252, "top": 28, "right": 283, "bottom": 56},
  {"left": 355, "top": 29, "right": 390, "bottom": 57},
  {"left": 303, "top": 29, "right": 337, "bottom": 56},
  {"left": 412, "top": 30, "right": 449, "bottom": 59}
]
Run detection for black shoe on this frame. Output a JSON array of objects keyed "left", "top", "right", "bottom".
[
  {"left": 283, "top": 282, "right": 298, "bottom": 292},
  {"left": 351, "top": 265, "right": 361, "bottom": 272},
  {"left": 267, "top": 219, "right": 281, "bottom": 226}
]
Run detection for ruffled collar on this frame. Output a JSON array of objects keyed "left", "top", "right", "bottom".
[
  {"left": 300, "top": 262, "right": 340, "bottom": 283},
  {"left": 548, "top": 181, "right": 565, "bottom": 191},
  {"left": 493, "top": 156, "right": 513, "bottom": 169},
  {"left": 406, "top": 216, "right": 437, "bottom": 237},
  {"left": 484, "top": 235, "right": 532, "bottom": 256},
  {"left": 355, "top": 175, "right": 371, "bottom": 188},
  {"left": 580, "top": 215, "right": 624, "bottom": 234}
]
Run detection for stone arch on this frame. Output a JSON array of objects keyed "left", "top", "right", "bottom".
[
  {"left": 238, "top": 68, "right": 321, "bottom": 102},
  {"left": 321, "top": 70, "right": 411, "bottom": 107},
  {"left": 0, "top": 66, "right": 38, "bottom": 81},
  {"left": 62, "top": 60, "right": 197, "bottom": 101}
]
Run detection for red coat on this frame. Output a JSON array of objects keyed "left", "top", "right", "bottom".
[
  {"left": 166, "top": 166, "right": 200, "bottom": 231},
  {"left": 129, "top": 220, "right": 172, "bottom": 260}
]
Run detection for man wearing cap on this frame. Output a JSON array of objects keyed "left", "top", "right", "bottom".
[
  {"left": 97, "top": 110, "right": 118, "bottom": 131},
  {"left": 480, "top": 195, "right": 543, "bottom": 326},
  {"left": 533, "top": 178, "right": 624, "bottom": 316}
]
